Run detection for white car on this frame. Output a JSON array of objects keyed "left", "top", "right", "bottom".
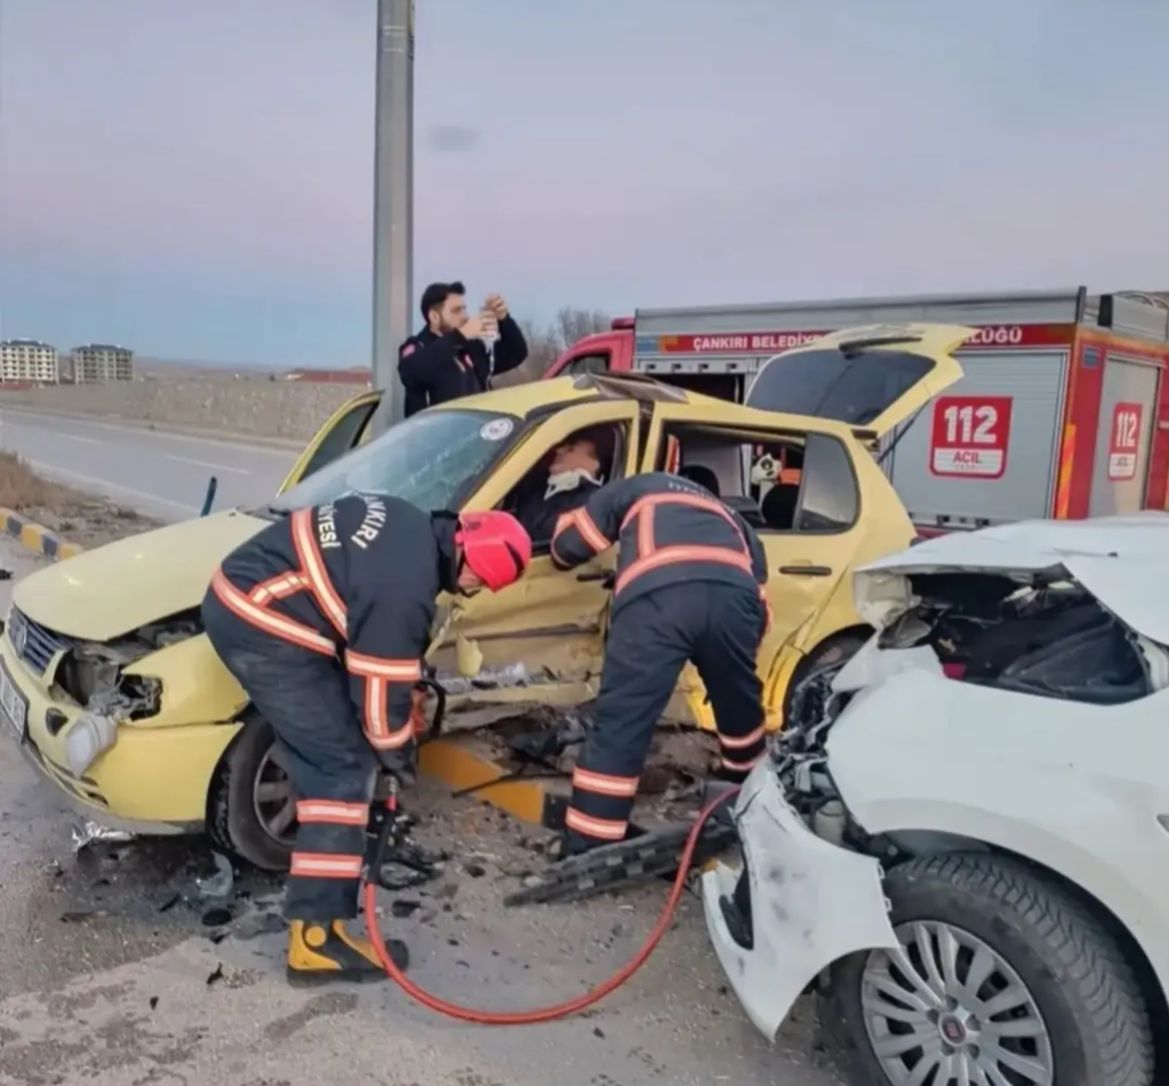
[{"left": 703, "top": 514, "right": 1168, "bottom": 1086}]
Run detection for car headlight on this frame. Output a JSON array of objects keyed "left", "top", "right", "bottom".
[
  {"left": 64, "top": 710, "right": 119, "bottom": 776},
  {"left": 57, "top": 648, "right": 161, "bottom": 720}
]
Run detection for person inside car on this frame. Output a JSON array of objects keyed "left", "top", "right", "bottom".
[{"left": 514, "top": 429, "right": 611, "bottom": 548}]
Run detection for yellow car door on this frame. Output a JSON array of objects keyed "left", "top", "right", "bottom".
[
  {"left": 641, "top": 323, "right": 971, "bottom": 727},
  {"left": 277, "top": 390, "right": 382, "bottom": 493},
  {"left": 430, "top": 400, "right": 641, "bottom": 707},
  {"left": 638, "top": 402, "right": 862, "bottom": 725}
]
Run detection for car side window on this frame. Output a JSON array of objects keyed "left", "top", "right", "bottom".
[
  {"left": 790, "top": 433, "right": 859, "bottom": 532},
  {"left": 297, "top": 401, "right": 379, "bottom": 482},
  {"left": 662, "top": 425, "right": 857, "bottom": 535},
  {"left": 562, "top": 352, "right": 610, "bottom": 376},
  {"left": 502, "top": 420, "right": 630, "bottom": 553}
]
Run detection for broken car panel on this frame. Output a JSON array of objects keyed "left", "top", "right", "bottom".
[
  {"left": 0, "top": 326, "right": 968, "bottom": 867},
  {"left": 704, "top": 514, "right": 1168, "bottom": 1084}
]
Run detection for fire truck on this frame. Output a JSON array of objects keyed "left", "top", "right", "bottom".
[{"left": 544, "top": 287, "right": 1169, "bottom": 529}]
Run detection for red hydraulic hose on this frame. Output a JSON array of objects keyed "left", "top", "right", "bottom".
[{"left": 362, "top": 787, "right": 738, "bottom": 1025}]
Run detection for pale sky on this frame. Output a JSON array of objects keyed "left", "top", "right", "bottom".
[{"left": 1, "top": 0, "right": 1166, "bottom": 367}]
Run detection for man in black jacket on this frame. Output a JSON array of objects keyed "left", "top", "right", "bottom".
[
  {"left": 550, "top": 472, "right": 772, "bottom": 854},
  {"left": 398, "top": 281, "right": 528, "bottom": 416},
  {"left": 202, "top": 497, "right": 532, "bottom": 984}
]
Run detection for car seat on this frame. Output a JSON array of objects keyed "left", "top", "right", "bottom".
[
  {"left": 761, "top": 483, "right": 801, "bottom": 531},
  {"left": 678, "top": 464, "right": 721, "bottom": 497}
]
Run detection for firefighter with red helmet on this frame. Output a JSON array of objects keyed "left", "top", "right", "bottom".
[
  {"left": 550, "top": 472, "right": 770, "bottom": 854},
  {"left": 201, "top": 495, "right": 531, "bottom": 985}
]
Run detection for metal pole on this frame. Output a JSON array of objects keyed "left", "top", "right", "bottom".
[{"left": 369, "top": 0, "right": 414, "bottom": 434}]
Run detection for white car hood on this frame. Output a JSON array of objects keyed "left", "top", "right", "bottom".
[{"left": 856, "top": 514, "right": 1169, "bottom": 644}]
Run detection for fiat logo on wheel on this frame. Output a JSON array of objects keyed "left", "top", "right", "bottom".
[{"left": 940, "top": 1015, "right": 966, "bottom": 1044}]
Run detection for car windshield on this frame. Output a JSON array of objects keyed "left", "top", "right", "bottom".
[
  {"left": 272, "top": 409, "right": 517, "bottom": 513},
  {"left": 746, "top": 348, "right": 933, "bottom": 425}
]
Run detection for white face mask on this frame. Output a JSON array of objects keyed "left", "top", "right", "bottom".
[{"left": 545, "top": 469, "right": 601, "bottom": 500}]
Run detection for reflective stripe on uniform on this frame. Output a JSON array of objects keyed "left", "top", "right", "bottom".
[
  {"left": 250, "top": 572, "right": 308, "bottom": 604},
  {"left": 565, "top": 808, "right": 627, "bottom": 841},
  {"left": 345, "top": 651, "right": 423, "bottom": 681},
  {"left": 621, "top": 491, "right": 747, "bottom": 548},
  {"left": 637, "top": 504, "right": 655, "bottom": 555},
  {"left": 295, "top": 800, "right": 369, "bottom": 826},
  {"left": 289, "top": 852, "right": 364, "bottom": 879},
  {"left": 291, "top": 508, "right": 348, "bottom": 637},
  {"left": 362, "top": 675, "right": 415, "bottom": 750},
  {"left": 572, "top": 766, "right": 639, "bottom": 798},
  {"left": 570, "top": 507, "right": 610, "bottom": 553},
  {"left": 720, "top": 753, "right": 762, "bottom": 774},
  {"left": 718, "top": 724, "right": 766, "bottom": 750},
  {"left": 211, "top": 570, "right": 336, "bottom": 656},
  {"left": 614, "top": 491, "right": 753, "bottom": 595},
  {"left": 615, "top": 545, "right": 753, "bottom": 595}
]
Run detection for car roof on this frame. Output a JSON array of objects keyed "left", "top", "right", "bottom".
[
  {"left": 444, "top": 376, "right": 599, "bottom": 416},
  {"left": 431, "top": 374, "right": 866, "bottom": 441}
]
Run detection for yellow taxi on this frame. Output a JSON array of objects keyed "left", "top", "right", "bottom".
[{"left": 0, "top": 325, "right": 967, "bottom": 868}]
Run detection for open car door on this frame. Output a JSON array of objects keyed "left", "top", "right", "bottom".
[
  {"left": 277, "top": 390, "right": 382, "bottom": 493},
  {"left": 638, "top": 400, "right": 880, "bottom": 730},
  {"left": 745, "top": 323, "right": 972, "bottom": 437}
]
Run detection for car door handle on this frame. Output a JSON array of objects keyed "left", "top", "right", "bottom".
[{"left": 778, "top": 564, "right": 833, "bottom": 577}]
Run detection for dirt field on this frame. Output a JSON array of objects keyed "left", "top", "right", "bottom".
[
  {"left": 0, "top": 451, "right": 162, "bottom": 549},
  {"left": 0, "top": 374, "right": 361, "bottom": 443},
  {"left": 0, "top": 357, "right": 549, "bottom": 444}
]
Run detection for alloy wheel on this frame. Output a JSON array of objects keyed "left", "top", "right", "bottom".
[
  {"left": 252, "top": 744, "right": 297, "bottom": 846},
  {"left": 861, "top": 919, "right": 1054, "bottom": 1085}
]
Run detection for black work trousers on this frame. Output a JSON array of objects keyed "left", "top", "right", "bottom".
[
  {"left": 565, "top": 581, "right": 767, "bottom": 851},
  {"left": 202, "top": 592, "right": 377, "bottom": 921}
]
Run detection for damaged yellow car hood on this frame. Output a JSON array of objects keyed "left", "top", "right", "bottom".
[{"left": 13, "top": 510, "right": 268, "bottom": 640}]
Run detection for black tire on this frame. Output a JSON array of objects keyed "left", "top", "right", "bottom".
[
  {"left": 820, "top": 853, "right": 1155, "bottom": 1086},
  {"left": 782, "top": 630, "right": 868, "bottom": 723},
  {"left": 207, "top": 716, "right": 295, "bottom": 872}
]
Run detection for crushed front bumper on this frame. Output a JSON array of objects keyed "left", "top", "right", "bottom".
[
  {"left": 0, "top": 636, "right": 237, "bottom": 830},
  {"left": 701, "top": 762, "right": 898, "bottom": 1040}
]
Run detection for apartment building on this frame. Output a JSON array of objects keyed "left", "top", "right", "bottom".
[
  {"left": 0, "top": 339, "right": 59, "bottom": 383},
  {"left": 72, "top": 344, "right": 134, "bottom": 383}
]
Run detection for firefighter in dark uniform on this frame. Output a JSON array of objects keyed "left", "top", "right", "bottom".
[
  {"left": 398, "top": 281, "right": 529, "bottom": 417},
  {"left": 201, "top": 496, "right": 532, "bottom": 984},
  {"left": 550, "top": 472, "right": 771, "bottom": 853}
]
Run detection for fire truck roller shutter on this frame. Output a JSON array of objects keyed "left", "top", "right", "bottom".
[
  {"left": 883, "top": 349, "right": 1070, "bottom": 528},
  {"left": 1088, "top": 356, "right": 1160, "bottom": 517}
]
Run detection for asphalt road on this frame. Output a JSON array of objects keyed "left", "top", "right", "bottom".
[
  {"left": 0, "top": 407, "right": 298, "bottom": 522},
  {"left": 0, "top": 538, "right": 843, "bottom": 1086}
]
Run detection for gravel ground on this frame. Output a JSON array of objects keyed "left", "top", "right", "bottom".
[
  {"left": 0, "top": 451, "right": 163, "bottom": 552},
  {"left": 0, "top": 537, "right": 845, "bottom": 1086},
  {"left": 0, "top": 451, "right": 163, "bottom": 549}
]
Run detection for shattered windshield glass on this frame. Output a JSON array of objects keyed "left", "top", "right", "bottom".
[{"left": 272, "top": 409, "right": 517, "bottom": 513}]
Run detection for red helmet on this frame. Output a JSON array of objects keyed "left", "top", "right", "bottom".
[{"left": 455, "top": 511, "right": 532, "bottom": 592}]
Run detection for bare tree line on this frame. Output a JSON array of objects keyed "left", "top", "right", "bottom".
[{"left": 494, "top": 306, "right": 612, "bottom": 386}]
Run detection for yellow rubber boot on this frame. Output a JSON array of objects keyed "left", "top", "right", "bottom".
[{"left": 286, "top": 919, "right": 409, "bottom": 987}]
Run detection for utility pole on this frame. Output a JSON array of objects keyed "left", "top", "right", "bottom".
[{"left": 369, "top": 0, "right": 414, "bottom": 435}]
